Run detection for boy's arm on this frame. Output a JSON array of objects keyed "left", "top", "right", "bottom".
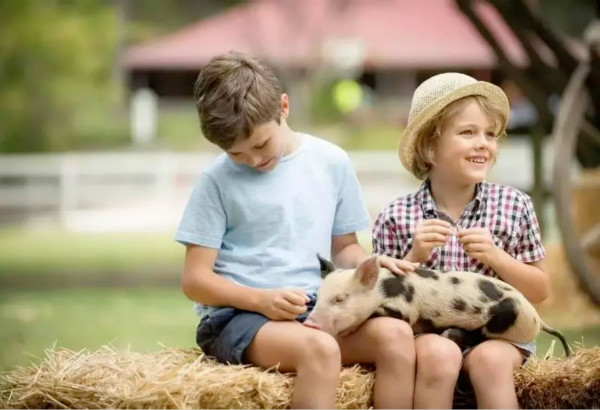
[
  {"left": 181, "top": 245, "right": 308, "bottom": 319},
  {"left": 181, "top": 245, "right": 264, "bottom": 310},
  {"left": 487, "top": 253, "right": 549, "bottom": 304},
  {"left": 458, "top": 228, "right": 550, "bottom": 303},
  {"left": 331, "top": 232, "right": 368, "bottom": 268},
  {"left": 332, "top": 232, "right": 418, "bottom": 274}
]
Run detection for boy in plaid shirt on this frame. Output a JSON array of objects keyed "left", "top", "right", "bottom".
[{"left": 373, "top": 73, "right": 549, "bottom": 408}]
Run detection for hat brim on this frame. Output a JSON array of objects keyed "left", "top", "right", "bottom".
[{"left": 398, "top": 81, "right": 510, "bottom": 173}]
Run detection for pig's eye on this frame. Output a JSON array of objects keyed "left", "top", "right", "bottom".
[{"left": 331, "top": 293, "right": 348, "bottom": 304}]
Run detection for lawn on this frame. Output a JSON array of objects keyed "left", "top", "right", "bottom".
[{"left": 0, "top": 228, "right": 182, "bottom": 281}]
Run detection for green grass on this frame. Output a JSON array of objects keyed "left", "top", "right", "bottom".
[
  {"left": 0, "top": 228, "right": 182, "bottom": 278},
  {"left": 0, "top": 288, "right": 197, "bottom": 372}
]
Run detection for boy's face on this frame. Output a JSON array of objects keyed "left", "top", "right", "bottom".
[
  {"left": 226, "top": 95, "right": 291, "bottom": 172},
  {"left": 431, "top": 100, "right": 498, "bottom": 185}
]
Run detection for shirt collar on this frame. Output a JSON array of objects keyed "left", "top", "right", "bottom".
[{"left": 418, "top": 180, "right": 489, "bottom": 217}]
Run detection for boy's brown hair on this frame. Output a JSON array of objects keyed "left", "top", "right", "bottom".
[
  {"left": 193, "top": 51, "right": 283, "bottom": 150},
  {"left": 411, "top": 95, "right": 507, "bottom": 180}
]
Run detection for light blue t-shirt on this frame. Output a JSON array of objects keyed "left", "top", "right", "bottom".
[{"left": 175, "top": 134, "right": 370, "bottom": 317}]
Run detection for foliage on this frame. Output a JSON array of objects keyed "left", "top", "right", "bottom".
[{"left": 0, "top": 0, "right": 128, "bottom": 152}]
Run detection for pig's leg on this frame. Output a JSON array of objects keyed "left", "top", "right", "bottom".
[
  {"left": 337, "top": 317, "right": 415, "bottom": 409},
  {"left": 440, "top": 327, "right": 486, "bottom": 349},
  {"left": 245, "top": 320, "right": 340, "bottom": 409}
]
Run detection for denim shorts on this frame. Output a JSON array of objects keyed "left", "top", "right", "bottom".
[{"left": 196, "top": 292, "right": 317, "bottom": 365}]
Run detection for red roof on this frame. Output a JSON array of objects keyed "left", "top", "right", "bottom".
[{"left": 123, "top": 0, "right": 527, "bottom": 70}]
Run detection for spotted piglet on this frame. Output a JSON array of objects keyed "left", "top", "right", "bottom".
[{"left": 304, "top": 255, "right": 570, "bottom": 357}]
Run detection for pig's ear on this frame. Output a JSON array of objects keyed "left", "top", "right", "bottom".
[
  {"left": 317, "top": 254, "right": 336, "bottom": 278},
  {"left": 355, "top": 256, "right": 380, "bottom": 289}
]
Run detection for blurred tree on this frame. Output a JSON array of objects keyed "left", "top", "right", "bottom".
[
  {"left": 0, "top": 0, "right": 125, "bottom": 152},
  {"left": 0, "top": 0, "right": 244, "bottom": 152}
]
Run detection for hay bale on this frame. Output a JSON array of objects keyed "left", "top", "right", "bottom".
[{"left": 1, "top": 346, "right": 598, "bottom": 409}]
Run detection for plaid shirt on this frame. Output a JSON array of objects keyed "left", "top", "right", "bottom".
[{"left": 372, "top": 181, "right": 545, "bottom": 276}]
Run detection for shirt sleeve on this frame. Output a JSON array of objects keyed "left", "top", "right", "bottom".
[
  {"left": 174, "top": 172, "right": 226, "bottom": 249},
  {"left": 514, "top": 195, "right": 546, "bottom": 263},
  {"left": 332, "top": 154, "right": 371, "bottom": 236},
  {"left": 372, "top": 210, "right": 406, "bottom": 258}
]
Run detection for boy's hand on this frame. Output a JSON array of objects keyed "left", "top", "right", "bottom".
[
  {"left": 457, "top": 228, "right": 500, "bottom": 267},
  {"left": 376, "top": 255, "right": 420, "bottom": 275},
  {"left": 257, "top": 288, "right": 310, "bottom": 321},
  {"left": 407, "top": 219, "right": 452, "bottom": 263}
]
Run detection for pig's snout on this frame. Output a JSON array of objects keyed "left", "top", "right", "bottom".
[{"left": 302, "top": 317, "right": 321, "bottom": 330}]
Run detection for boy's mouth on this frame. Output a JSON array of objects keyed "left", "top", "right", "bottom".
[
  {"left": 466, "top": 156, "right": 487, "bottom": 164},
  {"left": 256, "top": 158, "right": 273, "bottom": 169}
]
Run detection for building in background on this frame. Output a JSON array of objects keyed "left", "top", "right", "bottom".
[{"left": 122, "top": 0, "right": 527, "bottom": 124}]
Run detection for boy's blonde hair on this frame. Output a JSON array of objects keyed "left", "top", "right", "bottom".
[
  {"left": 411, "top": 95, "right": 508, "bottom": 180},
  {"left": 193, "top": 51, "right": 283, "bottom": 150}
]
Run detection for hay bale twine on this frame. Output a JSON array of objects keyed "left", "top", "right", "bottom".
[{"left": 1, "top": 346, "right": 599, "bottom": 409}]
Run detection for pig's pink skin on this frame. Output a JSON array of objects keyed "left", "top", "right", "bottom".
[{"left": 302, "top": 317, "right": 322, "bottom": 330}]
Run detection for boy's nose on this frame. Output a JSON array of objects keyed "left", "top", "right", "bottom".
[{"left": 475, "top": 132, "right": 489, "bottom": 147}]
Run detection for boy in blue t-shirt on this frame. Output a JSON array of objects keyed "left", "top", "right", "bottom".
[{"left": 176, "top": 51, "right": 418, "bottom": 409}]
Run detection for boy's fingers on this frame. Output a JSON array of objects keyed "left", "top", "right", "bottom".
[
  {"left": 421, "top": 233, "right": 448, "bottom": 243},
  {"left": 422, "top": 219, "right": 452, "bottom": 227},
  {"left": 420, "top": 225, "right": 452, "bottom": 235},
  {"left": 285, "top": 289, "right": 309, "bottom": 304}
]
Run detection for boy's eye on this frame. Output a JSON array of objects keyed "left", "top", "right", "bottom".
[
  {"left": 460, "top": 129, "right": 473, "bottom": 135},
  {"left": 229, "top": 152, "right": 240, "bottom": 157},
  {"left": 255, "top": 140, "right": 269, "bottom": 149}
]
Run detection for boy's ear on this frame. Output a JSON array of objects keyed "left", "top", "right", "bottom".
[
  {"left": 317, "top": 254, "right": 335, "bottom": 278},
  {"left": 355, "top": 256, "right": 380, "bottom": 289},
  {"left": 280, "top": 94, "right": 289, "bottom": 118}
]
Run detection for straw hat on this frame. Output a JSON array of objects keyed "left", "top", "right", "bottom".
[{"left": 398, "top": 72, "right": 510, "bottom": 172}]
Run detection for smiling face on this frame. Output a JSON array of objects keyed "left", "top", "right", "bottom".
[
  {"left": 226, "top": 94, "right": 294, "bottom": 172},
  {"left": 429, "top": 99, "right": 501, "bottom": 185}
]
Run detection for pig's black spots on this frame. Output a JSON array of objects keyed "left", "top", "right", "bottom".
[
  {"left": 416, "top": 268, "right": 439, "bottom": 280},
  {"left": 472, "top": 306, "right": 482, "bottom": 315},
  {"left": 414, "top": 317, "right": 439, "bottom": 334},
  {"left": 449, "top": 276, "right": 461, "bottom": 285},
  {"left": 452, "top": 298, "right": 467, "bottom": 311},
  {"left": 486, "top": 298, "right": 518, "bottom": 334},
  {"left": 478, "top": 279, "right": 504, "bottom": 301},
  {"left": 382, "top": 276, "right": 415, "bottom": 303},
  {"left": 443, "top": 328, "right": 485, "bottom": 348},
  {"left": 381, "top": 306, "right": 406, "bottom": 321}
]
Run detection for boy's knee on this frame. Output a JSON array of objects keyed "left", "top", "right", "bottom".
[
  {"left": 416, "top": 336, "right": 462, "bottom": 383},
  {"left": 464, "top": 342, "right": 517, "bottom": 378},
  {"left": 299, "top": 331, "right": 341, "bottom": 371},
  {"left": 370, "top": 318, "right": 415, "bottom": 360}
]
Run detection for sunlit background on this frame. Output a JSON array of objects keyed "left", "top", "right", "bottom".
[{"left": 1, "top": 0, "right": 599, "bottom": 373}]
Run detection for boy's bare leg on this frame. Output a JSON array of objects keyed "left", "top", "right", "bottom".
[
  {"left": 337, "top": 317, "right": 416, "bottom": 409},
  {"left": 462, "top": 340, "right": 523, "bottom": 409},
  {"left": 413, "top": 334, "right": 462, "bottom": 409},
  {"left": 245, "top": 321, "right": 341, "bottom": 409}
]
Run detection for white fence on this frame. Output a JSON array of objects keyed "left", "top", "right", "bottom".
[{"left": 0, "top": 138, "right": 556, "bottom": 232}]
